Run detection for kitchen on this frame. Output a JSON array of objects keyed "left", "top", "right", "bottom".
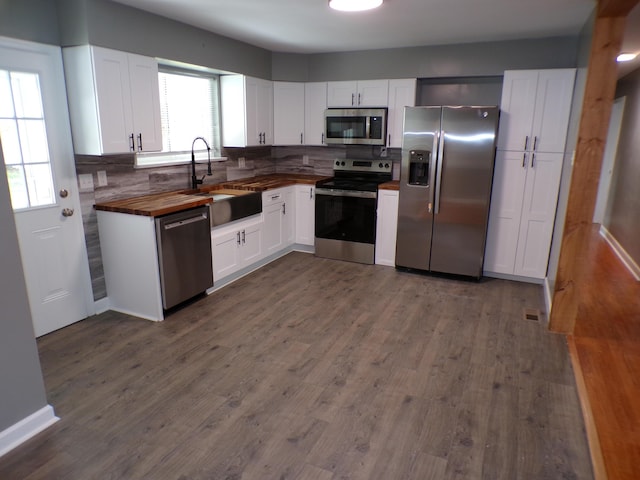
[{"left": 1, "top": 0, "right": 640, "bottom": 478}]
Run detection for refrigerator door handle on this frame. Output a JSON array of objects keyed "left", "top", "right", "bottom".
[
  {"left": 428, "top": 131, "right": 440, "bottom": 213},
  {"left": 434, "top": 130, "right": 445, "bottom": 214}
]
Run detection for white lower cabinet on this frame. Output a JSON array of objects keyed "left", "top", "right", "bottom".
[
  {"left": 295, "top": 185, "right": 315, "bottom": 246},
  {"left": 212, "top": 215, "right": 263, "bottom": 281},
  {"left": 375, "top": 189, "right": 399, "bottom": 266},
  {"left": 262, "top": 187, "right": 295, "bottom": 256},
  {"left": 484, "top": 150, "right": 563, "bottom": 279}
]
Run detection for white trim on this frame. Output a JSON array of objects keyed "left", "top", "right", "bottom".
[
  {"left": 0, "top": 405, "right": 59, "bottom": 458},
  {"left": 482, "top": 271, "right": 544, "bottom": 285},
  {"left": 543, "top": 277, "right": 553, "bottom": 315},
  {"left": 599, "top": 225, "right": 640, "bottom": 281},
  {"left": 94, "top": 297, "right": 110, "bottom": 315}
]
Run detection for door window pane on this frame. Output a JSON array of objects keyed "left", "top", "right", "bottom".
[
  {"left": 0, "top": 119, "right": 21, "bottom": 164},
  {"left": 0, "top": 69, "right": 55, "bottom": 210},
  {"left": 11, "top": 72, "right": 44, "bottom": 118},
  {"left": 0, "top": 71, "right": 14, "bottom": 117},
  {"left": 18, "top": 119, "right": 49, "bottom": 163},
  {"left": 5, "top": 165, "right": 28, "bottom": 209}
]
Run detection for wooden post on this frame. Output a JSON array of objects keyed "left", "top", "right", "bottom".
[{"left": 549, "top": 12, "right": 631, "bottom": 333}]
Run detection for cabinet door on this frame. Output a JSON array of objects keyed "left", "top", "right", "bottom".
[
  {"left": 212, "top": 229, "right": 242, "bottom": 280},
  {"left": 305, "top": 82, "right": 327, "bottom": 145},
  {"left": 91, "top": 47, "right": 134, "bottom": 154},
  {"left": 387, "top": 79, "right": 416, "bottom": 148},
  {"left": 357, "top": 80, "right": 389, "bottom": 107},
  {"left": 258, "top": 78, "right": 274, "bottom": 145},
  {"left": 531, "top": 69, "right": 575, "bottom": 153},
  {"left": 375, "top": 189, "right": 399, "bottom": 266},
  {"left": 484, "top": 151, "right": 528, "bottom": 274},
  {"left": 244, "top": 76, "right": 261, "bottom": 146},
  {"left": 513, "top": 152, "right": 563, "bottom": 278},
  {"left": 127, "top": 53, "right": 162, "bottom": 152},
  {"left": 274, "top": 82, "right": 304, "bottom": 145},
  {"left": 263, "top": 202, "right": 284, "bottom": 255},
  {"left": 327, "top": 80, "right": 358, "bottom": 107},
  {"left": 295, "top": 185, "right": 315, "bottom": 246},
  {"left": 240, "top": 221, "right": 263, "bottom": 265},
  {"left": 496, "top": 70, "right": 538, "bottom": 152}
]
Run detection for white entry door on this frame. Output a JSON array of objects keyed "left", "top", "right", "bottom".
[{"left": 0, "top": 37, "right": 92, "bottom": 337}]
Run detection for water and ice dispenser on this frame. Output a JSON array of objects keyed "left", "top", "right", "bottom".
[{"left": 408, "top": 149, "right": 430, "bottom": 186}]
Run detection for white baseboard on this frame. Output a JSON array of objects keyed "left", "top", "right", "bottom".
[
  {"left": 599, "top": 226, "right": 640, "bottom": 281},
  {"left": 94, "top": 297, "right": 110, "bottom": 315},
  {"left": 0, "top": 405, "right": 59, "bottom": 458}
]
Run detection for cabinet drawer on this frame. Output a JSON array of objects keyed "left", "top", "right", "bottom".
[{"left": 262, "top": 188, "right": 287, "bottom": 206}]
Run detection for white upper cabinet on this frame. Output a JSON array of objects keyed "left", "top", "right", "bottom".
[
  {"left": 327, "top": 80, "right": 389, "bottom": 107},
  {"left": 497, "top": 69, "right": 575, "bottom": 153},
  {"left": 304, "top": 82, "right": 327, "bottom": 146},
  {"left": 221, "top": 75, "right": 273, "bottom": 147},
  {"left": 63, "top": 45, "right": 162, "bottom": 155},
  {"left": 386, "top": 79, "right": 416, "bottom": 148},
  {"left": 273, "top": 82, "right": 305, "bottom": 145}
]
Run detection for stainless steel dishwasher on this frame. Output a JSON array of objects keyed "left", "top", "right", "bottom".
[{"left": 155, "top": 206, "right": 213, "bottom": 310}]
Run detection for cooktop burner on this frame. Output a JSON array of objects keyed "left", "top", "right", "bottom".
[{"left": 317, "top": 158, "right": 393, "bottom": 192}]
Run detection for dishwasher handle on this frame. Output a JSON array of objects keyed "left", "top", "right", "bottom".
[{"left": 162, "top": 212, "right": 208, "bottom": 230}]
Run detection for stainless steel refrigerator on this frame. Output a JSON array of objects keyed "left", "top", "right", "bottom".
[{"left": 395, "top": 106, "right": 499, "bottom": 278}]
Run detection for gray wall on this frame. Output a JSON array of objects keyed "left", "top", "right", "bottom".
[
  {"left": 0, "top": 0, "right": 60, "bottom": 45},
  {"left": 604, "top": 66, "right": 640, "bottom": 265},
  {"left": 0, "top": 150, "right": 49, "bottom": 431},
  {"left": 57, "top": 0, "right": 273, "bottom": 79},
  {"left": 273, "top": 37, "right": 580, "bottom": 81},
  {"left": 546, "top": 11, "right": 595, "bottom": 293}
]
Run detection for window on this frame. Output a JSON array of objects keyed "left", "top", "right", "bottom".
[
  {"left": 136, "top": 67, "right": 222, "bottom": 167},
  {"left": 0, "top": 70, "right": 55, "bottom": 210}
]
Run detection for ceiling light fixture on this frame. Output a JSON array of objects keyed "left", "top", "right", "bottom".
[
  {"left": 329, "top": 0, "right": 383, "bottom": 12},
  {"left": 617, "top": 53, "right": 637, "bottom": 62}
]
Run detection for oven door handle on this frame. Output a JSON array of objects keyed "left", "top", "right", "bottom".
[{"left": 315, "top": 188, "right": 377, "bottom": 199}]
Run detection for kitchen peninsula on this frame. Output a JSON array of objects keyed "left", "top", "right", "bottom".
[{"left": 94, "top": 173, "right": 331, "bottom": 321}]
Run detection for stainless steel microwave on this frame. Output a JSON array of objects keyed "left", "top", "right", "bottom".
[{"left": 324, "top": 108, "right": 387, "bottom": 146}]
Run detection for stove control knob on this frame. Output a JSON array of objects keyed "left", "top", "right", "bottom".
[
  {"left": 385, "top": 163, "right": 390, "bottom": 169},
  {"left": 341, "top": 161, "right": 346, "bottom": 166},
  {"left": 379, "top": 162, "right": 383, "bottom": 168},
  {"left": 335, "top": 160, "right": 340, "bottom": 166}
]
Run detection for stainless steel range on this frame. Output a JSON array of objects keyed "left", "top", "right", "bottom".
[{"left": 315, "top": 158, "right": 392, "bottom": 264}]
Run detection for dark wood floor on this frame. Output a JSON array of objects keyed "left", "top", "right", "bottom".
[
  {"left": 0, "top": 252, "right": 592, "bottom": 479},
  {"left": 568, "top": 227, "right": 640, "bottom": 480}
]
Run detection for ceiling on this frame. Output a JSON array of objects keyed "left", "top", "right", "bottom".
[{"left": 113, "top": 0, "right": 640, "bottom": 76}]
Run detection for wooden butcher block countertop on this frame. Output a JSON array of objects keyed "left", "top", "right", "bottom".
[
  {"left": 379, "top": 181, "right": 400, "bottom": 191},
  {"left": 219, "top": 173, "right": 331, "bottom": 191},
  {"left": 94, "top": 174, "right": 331, "bottom": 217},
  {"left": 94, "top": 191, "right": 212, "bottom": 217}
]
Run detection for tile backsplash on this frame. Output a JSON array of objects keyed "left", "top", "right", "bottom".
[{"left": 77, "top": 145, "right": 400, "bottom": 302}]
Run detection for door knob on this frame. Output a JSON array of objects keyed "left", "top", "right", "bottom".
[
  {"left": 62, "top": 208, "right": 74, "bottom": 217},
  {"left": 59, "top": 189, "right": 69, "bottom": 198}
]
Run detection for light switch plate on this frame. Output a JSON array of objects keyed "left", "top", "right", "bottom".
[
  {"left": 97, "top": 170, "right": 108, "bottom": 187},
  {"left": 303, "top": 155, "right": 309, "bottom": 165},
  {"left": 238, "top": 157, "right": 246, "bottom": 168},
  {"left": 78, "top": 173, "right": 94, "bottom": 192}
]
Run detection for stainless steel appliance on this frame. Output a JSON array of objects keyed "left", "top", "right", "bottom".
[
  {"left": 155, "top": 206, "right": 213, "bottom": 309},
  {"left": 396, "top": 106, "right": 499, "bottom": 278},
  {"left": 324, "top": 108, "right": 387, "bottom": 145},
  {"left": 315, "top": 159, "right": 392, "bottom": 264}
]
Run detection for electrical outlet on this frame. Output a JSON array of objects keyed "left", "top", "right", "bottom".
[
  {"left": 303, "top": 155, "right": 309, "bottom": 165},
  {"left": 97, "top": 170, "right": 108, "bottom": 187},
  {"left": 78, "top": 173, "right": 94, "bottom": 192},
  {"left": 380, "top": 147, "right": 387, "bottom": 158},
  {"left": 238, "top": 157, "right": 246, "bottom": 168}
]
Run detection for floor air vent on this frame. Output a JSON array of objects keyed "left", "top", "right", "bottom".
[{"left": 523, "top": 308, "right": 541, "bottom": 322}]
